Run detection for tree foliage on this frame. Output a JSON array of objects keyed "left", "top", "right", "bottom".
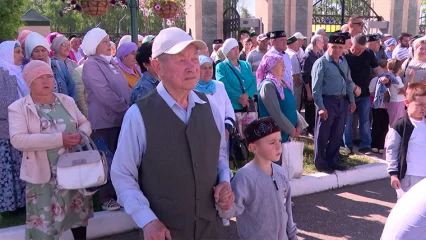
[
  {"left": 0, "top": 0, "right": 28, "bottom": 41},
  {"left": 240, "top": 6, "right": 252, "bottom": 19},
  {"left": 22, "top": 0, "right": 185, "bottom": 42}
]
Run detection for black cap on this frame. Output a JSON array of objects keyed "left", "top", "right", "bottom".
[
  {"left": 243, "top": 117, "right": 281, "bottom": 144},
  {"left": 240, "top": 30, "right": 250, "bottom": 35},
  {"left": 366, "top": 34, "right": 381, "bottom": 42},
  {"left": 329, "top": 33, "right": 346, "bottom": 45},
  {"left": 213, "top": 39, "right": 223, "bottom": 44},
  {"left": 342, "top": 32, "right": 351, "bottom": 40},
  {"left": 249, "top": 32, "right": 258, "bottom": 38},
  {"left": 287, "top": 36, "right": 297, "bottom": 45},
  {"left": 68, "top": 34, "right": 78, "bottom": 40},
  {"left": 267, "top": 30, "right": 287, "bottom": 39}
]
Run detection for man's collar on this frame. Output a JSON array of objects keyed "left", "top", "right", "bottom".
[
  {"left": 325, "top": 52, "right": 344, "bottom": 62},
  {"left": 157, "top": 82, "right": 206, "bottom": 110}
]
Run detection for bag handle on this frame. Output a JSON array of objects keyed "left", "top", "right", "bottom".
[{"left": 78, "top": 132, "right": 98, "bottom": 151}]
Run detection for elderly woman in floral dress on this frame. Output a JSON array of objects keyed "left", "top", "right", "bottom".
[{"left": 8, "top": 60, "right": 93, "bottom": 240}]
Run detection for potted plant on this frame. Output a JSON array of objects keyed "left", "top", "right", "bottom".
[
  {"left": 60, "top": 0, "right": 127, "bottom": 17},
  {"left": 139, "top": 0, "right": 186, "bottom": 20}
]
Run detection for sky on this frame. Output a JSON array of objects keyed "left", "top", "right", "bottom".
[{"left": 237, "top": 0, "right": 256, "bottom": 16}]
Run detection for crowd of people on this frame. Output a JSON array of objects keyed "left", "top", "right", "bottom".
[{"left": 1, "top": 12, "right": 426, "bottom": 240}]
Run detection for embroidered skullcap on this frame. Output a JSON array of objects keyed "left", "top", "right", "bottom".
[
  {"left": 366, "top": 34, "right": 381, "bottom": 42},
  {"left": 287, "top": 36, "right": 297, "bottom": 45},
  {"left": 267, "top": 30, "right": 286, "bottom": 39},
  {"left": 51, "top": 34, "right": 68, "bottom": 53},
  {"left": 81, "top": 28, "right": 108, "bottom": 56},
  {"left": 384, "top": 38, "right": 397, "bottom": 47},
  {"left": 25, "top": 32, "right": 50, "bottom": 59},
  {"left": 244, "top": 117, "right": 281, "bottom": 144},
  {"left": 22, "top": 60, "right": 53, "bottom": 87},
  {"left": 222, "top": 38, "right": 239, "bottom": 56},
  {"left": 328, "top": 33, "right": 346, "bottom": 45},
  {"left": 213, "top": 39, "right": 224, "bottom": 44}
]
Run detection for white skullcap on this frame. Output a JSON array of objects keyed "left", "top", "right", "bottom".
[
  {"left": 222, "top": 38, "right": 239, "bottom": 56},
  {"left": 81, "top": 28, "right": 108, "bottom": 56}
]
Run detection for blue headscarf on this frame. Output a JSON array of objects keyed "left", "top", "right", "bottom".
[{"left": 195, "top": 55, "right": 217, "bottom": 94}]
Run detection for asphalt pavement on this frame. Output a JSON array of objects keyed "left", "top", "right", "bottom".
[{"left": 95, "top": 179, "right": 395, "bottom": 240}]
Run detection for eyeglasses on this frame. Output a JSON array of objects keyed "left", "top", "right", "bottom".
[{"left": 352, "top": 22, "right": 364, "bottom": 26}]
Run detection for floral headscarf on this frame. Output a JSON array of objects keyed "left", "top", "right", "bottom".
[{"left": 256, "top": 52, "right": 289, "bottom": 100}]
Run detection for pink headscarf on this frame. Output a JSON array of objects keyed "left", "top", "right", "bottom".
[
  {"left": 17, "top": 30, "right": 32, "bottom": 47},
  {"left": 22, "top": 60, "right": 54, "bottom": 87},
  {"left": 256, "top": 52, "right": 289, "bottom": 100}
]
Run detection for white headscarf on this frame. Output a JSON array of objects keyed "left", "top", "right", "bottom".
[
  {"left": 0, "top": 41, "right": 30, "bottom": 97},
  {"left": 81, "top": 28, "right": 108, "bottom": 56},
  {"left": 118, "top": 35, "right": 131, "bottom": 49},
  {"left": 24, "top": 32, "right": 50, "bottom": 60},
  {"left": 222, "top": 38, "right": 239, "bottom": 56}
]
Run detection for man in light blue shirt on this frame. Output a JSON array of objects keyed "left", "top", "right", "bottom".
[
  {"left": 267, "top": 30, "right": 294, "bottom": 92},
  {"left": 111, "top": 27, "right": 234, "bottom": 240}
]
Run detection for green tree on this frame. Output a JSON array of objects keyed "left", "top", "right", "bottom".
[
  {"left": 240, "top": 6, "right": 252, "bottom": 19},
  {"left": 0, "top": 0, "right": 28, "bottom": 41}
]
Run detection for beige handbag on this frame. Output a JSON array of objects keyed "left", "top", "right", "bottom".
[{"left": 57, "top": 133, "right": 108, "bottom": 190}]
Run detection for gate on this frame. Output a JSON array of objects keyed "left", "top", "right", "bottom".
[
  {"left": 223, "top": 0, "right": 240, "bottom": 40},
  {"left": 312, "top": 0, "right": 382, "bottom": 33},
  {"left": 420, "top": 3, "right": 426, "bottom": 35}
]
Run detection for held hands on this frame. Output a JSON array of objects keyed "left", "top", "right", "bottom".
[
  {"left": 62, "top": 132, "right": 82, "bottom": 147},
  {"left": 349, "top": 102, "right": 356, "bottom": 114},
  {"left": 238, "top": 94, "right": 249, "bottom": 107},
  {"left": 143, "top": 219, "right": 172, "bottom": 240},
  {"left": 390, "top": 175, "right": 401, "bottom": 190},
  {"left": 318, "top": 109, "right": 328, "bottom": 121},
  {"left": 214, "top": 181, "right": 235, "bottom": 211}
]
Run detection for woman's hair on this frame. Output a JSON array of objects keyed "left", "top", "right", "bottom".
[
  {"left": 387, "top": 59, "right": 403, "bottom": 74},
  {"left": 406, "top": 82, "right": 426, "bottom": 103},
  {"left": 412, "top": 39, "right": 426, "bottom": 51},
  {"left": 136, "top": 41, "right": 153, "bottom": 73}
]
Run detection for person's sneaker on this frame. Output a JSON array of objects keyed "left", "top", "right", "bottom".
[
  {"left": 102, "top": 199, "right": 121, "bottom": 211},
  {"left": 345, "top": 147, "right": 354, "bottom": 155},
  {"left": 379, "top": 149, "right": 384, "bottom": 154},
  {"left": 371, "top": 148, "right": 379, "bottom": 153},
  {"left": 358, "top": 147, "right": 372, "bottom": 154}
]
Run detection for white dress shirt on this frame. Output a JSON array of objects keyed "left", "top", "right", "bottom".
[
  {"left": 111, "top": 82, "right": 231, "bottom": 229},
  {"left": 202, "top": 81, "right": 235, "bottom": 124},
  {"left": 268, "top": 47, "right": 294, "bottom": 91}
]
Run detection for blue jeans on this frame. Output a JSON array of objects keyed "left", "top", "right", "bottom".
[{"left": 344, "top": 96, "right": 372, "bottom": 149}]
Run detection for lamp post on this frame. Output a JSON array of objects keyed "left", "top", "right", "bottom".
[{"left": 129, "top": 0, "right": 139, "bottom": 44}]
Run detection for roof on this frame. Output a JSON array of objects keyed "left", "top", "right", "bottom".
[{"left": 21, "top": 9, "right": 50, "bottom": 26}]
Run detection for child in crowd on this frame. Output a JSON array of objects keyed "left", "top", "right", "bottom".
[
  {"left": 369, "top": 59, "right": 389, "bottom": 153},
  {"left": 386, "top": 83, "right": 426, "bottom": 196},
  {"left": 217, "top": 117, "right": 298, "bottom": 240},
  {"left": 387, "top": 59, "right": 407, "bottom": 126}
]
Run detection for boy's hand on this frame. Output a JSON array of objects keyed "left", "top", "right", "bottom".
[
  {"left": 390, "top": 175, "right": 401, "bottom": 190},
  {"left": 214, "top": 182, "right": 234, "bottom": 211}
]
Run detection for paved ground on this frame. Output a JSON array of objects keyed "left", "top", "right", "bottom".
[{"left": 96, "top": 179, "right": 395, "bottom": 240}]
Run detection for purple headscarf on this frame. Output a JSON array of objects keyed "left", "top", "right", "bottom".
[
  {"left": 256, "top": 52, "right": 290, "bottom": 100},
  {"left": 116, "top": 42, "right": 141, "bottom": 76}
]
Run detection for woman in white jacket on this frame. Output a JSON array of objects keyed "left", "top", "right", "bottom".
[{"left": 195, "top": 55, "right": 235, "bottom": 138}]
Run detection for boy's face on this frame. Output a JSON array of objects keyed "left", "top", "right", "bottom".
[
  {"left": 405, "top": 95, "right": 426, "bottom": 120},
  {"left": 250, "top": 132, "right": 282, "bottom": 162}
]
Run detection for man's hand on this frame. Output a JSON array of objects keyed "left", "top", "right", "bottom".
[
  {"left": 214, "top": 182, "right": 234, "bottom": 211},
  {"left": 390, "top": 175, "right": 401, "bottom": 190},
  {"left": 349, "top": 102, "right": 356, "bottom": 114},
  {"left": 143, "top": 220, "right": 172, "bottom": 240},
  {"left": 353, "top": 85, "right": 361, "bottom": 97},
  {"left": 318, "top": 109, "right": 328, "bottom": 121},
  {"left": 293, "top": 78, "right": 301, "bottom": 88}
]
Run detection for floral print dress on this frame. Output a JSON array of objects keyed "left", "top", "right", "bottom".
[{"left": 25, "top": 99, "right": 93, "bottom": 240}]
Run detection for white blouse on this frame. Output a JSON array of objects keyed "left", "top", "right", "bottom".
[{"left": 204, "top": 81, "right": 235, "bottom": 126}]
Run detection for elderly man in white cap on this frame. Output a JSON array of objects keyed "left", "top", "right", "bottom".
[
  {"left": 111, "top": 27, "right": 234, "bottom": 240},
  {"left": 293, "top": 32, "right": 307, "bottom": 60}
]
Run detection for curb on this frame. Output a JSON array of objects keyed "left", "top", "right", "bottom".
[{"left": 0, "top": 162, "right": 389, "bottom": 240}]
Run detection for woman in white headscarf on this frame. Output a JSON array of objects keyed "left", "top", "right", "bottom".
[
  {"left": 25, "top": 32, "right": 76, "bottom": 100},
  {"left": 81, "top": 28, "right": 131, "bottom": 211},
  {"left": 0, "top": 41, "right": 27, "bottom": 213}
]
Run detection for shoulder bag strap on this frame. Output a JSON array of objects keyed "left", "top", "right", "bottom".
[
  {"left": 330, "top": 60, "right": 348, "bottom": 82},
  {"left": 226, "top": 61, "right": 246, "bottom": 94}
]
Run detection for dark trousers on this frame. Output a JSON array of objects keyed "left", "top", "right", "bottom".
[
  {"left": 91, "top": 127, "right": 121, "bottom": 203},
  {"left": 314, "top": 96, "right": 349, "bottom": 170},
  {"left": 371, "top": 108, "right": 389, "bottom": 150},
  {"left": 304, "top": 99, "right": 316, "bottom": 135},
  {"left": 71, "top": 226, "right": 87, "bottom": 240}
]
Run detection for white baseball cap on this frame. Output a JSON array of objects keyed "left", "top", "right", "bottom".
[
  {"left": 152, "top": 27, "right": 207, "bottom": 58},
  {"left": 293, "top": 32, "right": 307, "bottom": 40}
]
